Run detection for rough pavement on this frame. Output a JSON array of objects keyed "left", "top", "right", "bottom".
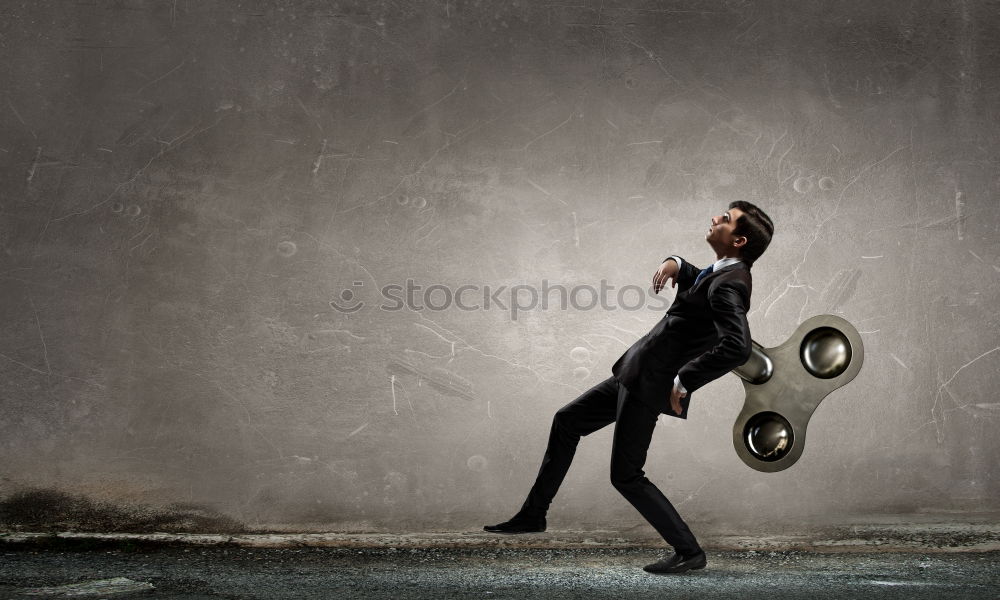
[{"left": 2, "top": 545, "right": 998, "bottom": 599}]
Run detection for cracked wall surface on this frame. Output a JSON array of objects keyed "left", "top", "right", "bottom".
[{"left": 0, "top": 0, "right": 998, "bottom": 532}]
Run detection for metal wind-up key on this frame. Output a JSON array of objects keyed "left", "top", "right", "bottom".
[{"left": 729, "top": 314, "right": 865, "bottom": 472}]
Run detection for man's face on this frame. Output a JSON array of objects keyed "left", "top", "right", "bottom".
[{"left": 706, "top": 207, "right": 746, "bottom": 253}]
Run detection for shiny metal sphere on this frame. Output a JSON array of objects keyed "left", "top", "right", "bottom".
[
  {"left": 743, "top": 412, "right": 794, "bottom": 462},
  {"left": 800, "top": 326, "right": 852, "bottom": 379}
]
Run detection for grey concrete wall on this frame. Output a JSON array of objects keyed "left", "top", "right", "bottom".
[{"left": 1, "top": 0, "right": 997, "bottom": 533}]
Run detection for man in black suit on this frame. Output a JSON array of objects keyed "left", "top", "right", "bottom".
[{"left": 484, "top": 201, "right": 774, "bottom": 574}]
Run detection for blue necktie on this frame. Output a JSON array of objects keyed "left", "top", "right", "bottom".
[{"left": 694, "top": 264, "right": 715, "bottom": 285}]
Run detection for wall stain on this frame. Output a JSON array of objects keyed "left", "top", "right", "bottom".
[{"left": 0, "top": 488, "right": 246, "bottom": 534}]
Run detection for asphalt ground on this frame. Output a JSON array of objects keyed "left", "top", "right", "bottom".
[{"left": 1, "top": 545, "right": 998, "bottom": 599}]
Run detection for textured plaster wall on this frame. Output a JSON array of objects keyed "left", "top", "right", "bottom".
[{"left": 0, "top": 0, "right": 998, "bottom": 532}]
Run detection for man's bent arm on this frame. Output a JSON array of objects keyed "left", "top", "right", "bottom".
[
  {"left": 664, "top": 255, "right": 700, "bottom": 292},
  {"left": 676, "top": 280, "right": 752, "bottom": 394}
]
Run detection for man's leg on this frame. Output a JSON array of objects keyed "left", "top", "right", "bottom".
[
  {"left": 485, "top": 375, "right": 620, "bottom": 533},
  {"left": 516, "top": 376, "right": 621, "bottom": 518},
  {"left": 609, "top": 385, "right": 702, "bottom": 556}
]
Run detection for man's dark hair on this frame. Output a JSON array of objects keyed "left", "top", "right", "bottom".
[{"left": 728, "top": 200, "right": 774, "bottom": 267}]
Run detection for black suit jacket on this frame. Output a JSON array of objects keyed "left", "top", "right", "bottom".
[{"left": 611, "top": 257, "right": 753, "bottom": 419}]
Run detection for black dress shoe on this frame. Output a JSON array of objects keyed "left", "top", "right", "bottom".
[
  {"left": 483, "top": 515, "right": 546, "bottom": 534},
  {"left": 643, "top": 550, "right": 707, "bottom": 574}
]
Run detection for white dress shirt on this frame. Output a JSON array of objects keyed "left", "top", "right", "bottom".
[{"left": 665, "top": 255, "right": 743, "bottom": 395}]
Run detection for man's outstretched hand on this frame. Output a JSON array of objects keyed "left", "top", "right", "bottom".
[
  {"left": 653, "top": 258, "right": 679, "bottom": 294},
  {"left": 669, "top": 383, "right": 686, "bottom": 415}
]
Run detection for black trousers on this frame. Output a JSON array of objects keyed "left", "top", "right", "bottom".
[{"left": 518, "top": 375, "right": 701, "bottom": 555}]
